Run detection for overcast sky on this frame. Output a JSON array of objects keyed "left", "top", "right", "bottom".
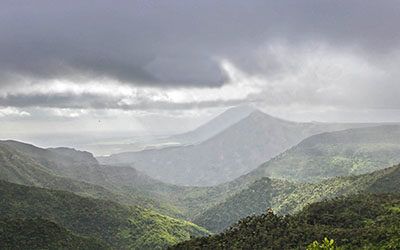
[{"left": 1, "top": 1, "right": 400, "bottom": 146}]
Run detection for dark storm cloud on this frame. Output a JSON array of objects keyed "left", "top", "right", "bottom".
[{"left": 1, "top": 0, "right": 400, "bottom": 88}]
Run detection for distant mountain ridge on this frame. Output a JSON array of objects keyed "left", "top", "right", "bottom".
[
  {"left": 1, "top": 140, "right": 107, "bottom": 185},
  {"left": 100, "top": 108, "right": 379, "bottom": 186}
]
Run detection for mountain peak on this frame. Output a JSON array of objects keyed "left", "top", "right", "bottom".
[
  {"left": 222, "top": 105, "right": 256, "bottom": 115},
  {"left": 246, "top": 109, "right": 288, "bottom": 123},
  {"left": 170, "top": 105, "right": 257, "bottom": 145}
]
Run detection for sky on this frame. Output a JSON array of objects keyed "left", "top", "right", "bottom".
[{"left": 1, "top": 0, "right": 400, "bottom": 147}]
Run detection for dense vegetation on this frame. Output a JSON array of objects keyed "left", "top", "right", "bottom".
[
  {"left": 194, "top": 164, "right": 400, "bottom": 232},
  {"left": 173, "top": 194, "right": 400, "bottom": 249},
  {"left": 193, "top": 178, "right": 295, "bottom": 232},
  {"left": 2, "top": 129, "right": 400, "bottom": 248},
  {"left": 0, "top": 140, "right": 188, "bottom": 218},
  {"left": 0, "top": 218, "right": 107, "bottom": 249},
  {"left": 0, "top": 180, "right": 209, "bottom": 249}
]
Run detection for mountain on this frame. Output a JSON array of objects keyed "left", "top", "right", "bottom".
[
  {"left": 83, "top": 106, "right": 256, "bottom": 156},
  {"left": 191, "top": 125, "right": 400, "bottom": 231},
  {"left": 194, "top": 164, "right": 400, "bottom": 232},
  {"left": 0, "top": 180, "right": 209, "bottom": 249},
  {"left": 172, "top": 193, "right": 400, "bottom": 249},
  {"left": 190, "top": 125, "right": 400, "bottom": 231},
  {"left": 100, "top": 110, "right": 375, "bottom": 186},
  {"left": 1, "top": 140, "right": 107, "bottom": 185},
  {"left": 168, "top": 105, "right": 256, "bottom": 145},
  {"left": 0, "top": 140, "right": 188, "bottom": 218},
  {"left": 98, "top": 125, "right": 400, "bottom": 226},
  {"left": 247, "top": 125, "right": 400, "bottom": 182},
  {"left": 0, "top": 218, "right": 107, "bottom": 249}
]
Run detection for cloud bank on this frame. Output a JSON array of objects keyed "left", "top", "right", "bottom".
[{"left": 1, "top": 0, "right": 400, "bottom": 126}]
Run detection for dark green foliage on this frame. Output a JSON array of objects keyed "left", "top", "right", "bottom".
[
  {"left": 193, "top": 178, "right": 296, "bottom": 232},
  {"left": 172, "top": 194, "right": 400, "bottom": 250},
  {"left": 0, "top": 180, "right": 209, "bottom": 249},
  {"left": 195, "top": 164, "right": 400, "bottom": 232},
  {"left": 0, "top": 218, "right": 108, "bottom": 249},
  {"left": 367, "top": 164, "right": 400, "bottom": 193}
]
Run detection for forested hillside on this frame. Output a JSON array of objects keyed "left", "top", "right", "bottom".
[
  {"left": 0, "top": 140, "right": 189, "bottom": 218},
  {"left": 249, "top": 125, "right": 400, "bottom": 182},
  {"left": 173, "top": 194, "right": 400, "bottom": 249},
  {"left": 2, "top": 136, "right": 400, "bottom": 247},
  {"left": 194, "top": 164, "right": 400, "bottom": 232},
  {"left": 0, "top": 218, "right": 108, "bottom": 249},
  {"left": 0, "top": 180, "right": 209, "bottom": 249}
]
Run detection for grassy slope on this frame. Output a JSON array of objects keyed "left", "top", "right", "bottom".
[
  {"left": 0, "top": 180, "right": 209, "bottom": 249},
  {"left": 173, "top": 193, "right": 400, "bottom": 250}
]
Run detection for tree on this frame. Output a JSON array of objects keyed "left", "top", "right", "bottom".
[{"left": 306, "top": 237, "right": 339, "bottom": 250}]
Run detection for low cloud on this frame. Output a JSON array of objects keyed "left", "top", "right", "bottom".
[{"left": 0, "top": 0, "right": 400, "bottom": 129}]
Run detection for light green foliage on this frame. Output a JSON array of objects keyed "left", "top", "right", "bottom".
[{"left": 307, "top": 238, "right": 338, "bottom": 250}]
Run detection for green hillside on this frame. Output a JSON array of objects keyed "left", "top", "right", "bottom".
[
  {"left": 0, "top": 180, "right": 209, "bottom": 249},
  {"left": 0, "top": 218, "right": 108, "bottom": 249},
  {"left": 250, "top": 125, "right": 400, "bottom": 182},
  {"left": 194, "top": 164, "right": 400, "bottom": 232},
  {"left": 173, "top": 193, "right": 400, "bottom": 249},
  {"left": 1, "top": 140, "right": 107, "bottom": 185},
  {"left": 181, "top": 125, "right": 400, "bottom": 226},
  {"left": 193, "top": 178, "right": 295, "bottom": 232},
  {"left": 0, "top": 140, "right": 186, "bottom": 219}
]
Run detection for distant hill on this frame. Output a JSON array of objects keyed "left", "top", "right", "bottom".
[
  {"left": 173, "top": 193, "right": 400, "bottom": 249},
  {"left": 0, "top": 180, "right": 209, "bottom": 249},
  {"left": 247, "top": 125, "right": 400, "bottom": 182},
  {"left": 1, "top": 140, "right": 107, "bottom": 185},
  {"left": 101, "top": 110, "right": 375, "bottom": 186}
]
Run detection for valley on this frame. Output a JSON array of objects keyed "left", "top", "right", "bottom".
[{"left": 2, "top": 109, "right": 400, "bottom": 248}]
